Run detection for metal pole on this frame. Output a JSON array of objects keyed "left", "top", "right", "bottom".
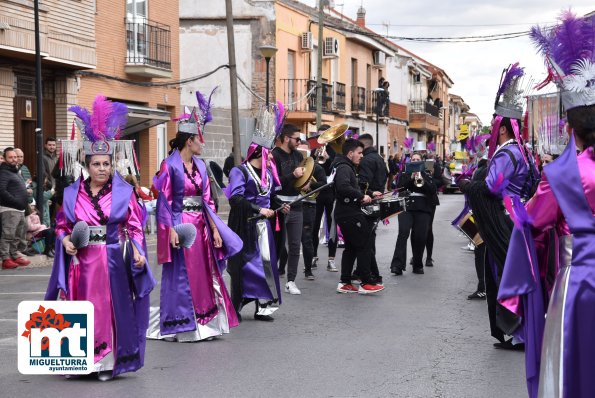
[
  {"left": 375, "top": 91, "right": 380, "bottom": 150},
  {"left": 225, "top": 0, "right": 242, "bottom": 165},
  {"left": 34, "top": 0, "right": 44, "bottom": 215},
  {"left": 315, "top": 0, "right": 324, "bottom": 131},
  {"left": 265, "top": 57, "right": 271, "bottom": 107}
]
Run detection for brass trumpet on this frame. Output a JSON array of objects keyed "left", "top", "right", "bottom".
[{"left": 413, "top": 171, "right": 425, "bottom": 188}]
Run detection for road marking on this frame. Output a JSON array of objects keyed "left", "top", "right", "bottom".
[
  {"left": 0, "top": 319, "right": 17, "bottom": 321},
  {"left": 0, "top": 292, "right": 45, "bottom": 295}
]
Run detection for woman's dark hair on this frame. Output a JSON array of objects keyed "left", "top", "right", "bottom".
[
  {"left": 169, "top": 132, "right": 195, "bottom": 154},
  {"left": 567, "top": 104, "right": 595, "bottom": 150},
  {"left": 498, "top": 117, "right": 522, "bottom": 137},
  {"left": 342, "top": 138, "right": 364, "bottom": 156},
  {"left": 247, "top": 145, "right": 262, "bottom": 161}
]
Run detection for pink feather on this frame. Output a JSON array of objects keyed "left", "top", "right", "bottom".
[{"left": 89, "top": 95, "right": 112, "bottom": 142}]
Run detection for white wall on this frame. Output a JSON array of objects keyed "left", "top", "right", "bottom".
[
  {"left": 180, "top": 22, "right": 254, "bottom": 110},
  {"left": 385, "top": 54, "right": 409, "bottom": 105},
  {"left": 179, "top": 0, "right": 274, "bottom": 19}
]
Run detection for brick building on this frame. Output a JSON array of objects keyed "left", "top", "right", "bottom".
[{"left": 0, "top": 0, "right": 180, "bottom": 186}]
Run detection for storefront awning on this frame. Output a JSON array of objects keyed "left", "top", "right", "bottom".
[{"left": 122, "top": 104, "right": 170, "bottom": 135}]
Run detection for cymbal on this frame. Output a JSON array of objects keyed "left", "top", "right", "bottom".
[{"left": 294, "top": 156, "right": 315, "bottom": 189}]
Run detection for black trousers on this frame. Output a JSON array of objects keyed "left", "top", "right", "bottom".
[
  {"left": 391, "top": 211, "right": 431, "bottom": 271},
  {"left": 484, "top": 252, "right": 505, "bottom": 342},
  {"left": 337, "top": 214, "right": 374, "bottom": 285},
  {"left": 301, "top": 202, "right": 316, "bottom": 273},
  {"left": 425, "top": 206, "right": 436, "bottom": 261},
  {"left": 354, "top": 218, "right": 381, "bottom": 282},
  {"left": 474, "top": 243, "right": 486, "bottom": 292},
  {"left": 313, "top": 197, "right": 337, "bottom": 258}
]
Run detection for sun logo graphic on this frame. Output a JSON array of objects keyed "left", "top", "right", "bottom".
[{"left": 18, "top": 301, "right": 94, "bottom": 375}]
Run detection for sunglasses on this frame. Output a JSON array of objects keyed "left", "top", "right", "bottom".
[{"left": 289, "top": 136, "right": 302, "bottom": 143}]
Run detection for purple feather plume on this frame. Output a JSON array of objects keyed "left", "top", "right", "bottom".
[
  {"left": 89, "top": 95, "right": 112, "bottom": 142},
  {"left": 427, "top": 142, "right": 436, "bottom": 153},
  {"left": 275, "top": 101, "right": 286, "bottom": 135},
  {"left": 69, "top": 105, "right": 92, "bottom": 134},
  {"left": 497, "top": 63, "right": 524, "bottom": 99},
  {"left": 196, "top": 87, "right": 218, "bottom": 125},
  {"left": 404, "top": 137, "right": 414, "bottom": 150},
  {"left": 106, "top": 102, "right": 128, "bottom": 140}
]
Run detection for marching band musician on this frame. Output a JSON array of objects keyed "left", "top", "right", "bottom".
[
  {"left": 390, "top": 152, "right": 437, "bottom": 275},
  {"left": 356, "top": 133, "right": 388, "bottom": 284},
  {"left": 458, "top": 63, "right": 539, "bottom": 350},
  {"left": 272, "top": 123, "right": 306, "bottom": 295},
  {"left": 334, "top": 139, "right": 385, "bottom": 294}
]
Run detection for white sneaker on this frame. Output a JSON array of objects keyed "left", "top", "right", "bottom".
[
  {"left": 285, "top": 281, "right": 301, "bottom": 295},
  {"left": 327, "top": 259, "right": 338, "bottom": 272}
]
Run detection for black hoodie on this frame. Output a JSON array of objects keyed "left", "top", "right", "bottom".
[{"left": 332, "top": 154, "right": 367, "bottom": 220}]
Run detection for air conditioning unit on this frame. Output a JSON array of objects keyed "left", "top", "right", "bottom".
[
  {"left": 301, "top": 32, "right": 313, "bottom": 51},
  {"left": 324, "top": 37, "right": 339, "bottom": 57},
  {"left": 373, "top": 51, "right": 386, "bottom": 67}
]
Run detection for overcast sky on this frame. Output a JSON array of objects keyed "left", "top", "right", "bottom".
[{"left": 302, "top": 0, "right": 594, "bottom": 124}]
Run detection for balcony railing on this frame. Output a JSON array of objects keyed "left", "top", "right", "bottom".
[
  {"left": 366, "top": 89, "right": 390, "bottom": 117},
  {"left": 125, "top": 18, "right": 171, "bottom": 70},
  {"left": 307, "top": 80, "right": 333, "bottom": 113},
  {"left": 351, "top": 86, "right": 366, "bottom": 114},
  {"left": 409, "top": 100, "right": 440, "bottom": 117},
  {"left": 280, "top": 79, "right": 341, "bottom": 113},
  {"left": 333, "top": 82, "right": 346, "bottom": 112}
]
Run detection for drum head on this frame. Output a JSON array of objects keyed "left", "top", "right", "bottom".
[{"left": 294, "top": 157, "right": 315, "bottom": 189}]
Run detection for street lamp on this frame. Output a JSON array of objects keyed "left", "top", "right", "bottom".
[{"left": 259, "top": 44, "right": 277, "bottom": 107}]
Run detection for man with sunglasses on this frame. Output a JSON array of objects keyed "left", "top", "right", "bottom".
[{"left": 272, "top": 124, "right": 307, "bottom": 295}]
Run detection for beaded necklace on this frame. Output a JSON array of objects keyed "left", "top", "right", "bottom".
[
  {"left": 83, "top": 177, "right": 112, "bottom": 225},
  {"left": 183, "top": 161, "right": 202, "bottom": 195}
]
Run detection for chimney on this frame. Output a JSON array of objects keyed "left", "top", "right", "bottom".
[{"left": 356, "top": 6, "right": 366, "bottom": 27}]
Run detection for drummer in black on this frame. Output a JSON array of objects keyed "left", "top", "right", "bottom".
[
  {"left": 390, "top": 152, "right": 437, "bottom": 275},
  {"left": 334, "top": 139, "right": 385, "bottom": 294},
  {"left": 356, "top": 134, "right": 388, "bottom": 284}
]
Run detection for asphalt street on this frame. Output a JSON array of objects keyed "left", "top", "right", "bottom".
[{"left": 0, "top": 193, "right": 526, "bottom": 398}]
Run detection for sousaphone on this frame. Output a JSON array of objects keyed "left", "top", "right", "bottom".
[{"left": 317, "top": 123, "right": 349, "bottom": 154}]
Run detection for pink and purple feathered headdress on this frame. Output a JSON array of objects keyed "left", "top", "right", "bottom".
[
  {"left": 176, "top": 87, "right": 218, "bottom": 144},
  {"left": 494, "top": 63, "right": 525, "bottom": 120},
  {"left": 530, "top": 11, "right": 595, "bottom": 110},
  {"left": 69, "top": 95, "right": 128, "bottom": 155}
]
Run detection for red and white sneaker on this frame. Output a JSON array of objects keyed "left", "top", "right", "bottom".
[
  {"left": 336, "top": 283, "right": 358, "bottom": 294},
  {"left": 358, "top": 284, "right": 385, "bottom": 294},
  {"left": 14, "top": 257, "right": 31, "bottom": 266}
]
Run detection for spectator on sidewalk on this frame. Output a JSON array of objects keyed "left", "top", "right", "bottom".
[
  {"left": 15, "top": 148, "right": 33, "bottom": 200},
  {"left": 43, "top": 137, "right": 58, "bottom": 185},
  {"left": 0, "top": 148, "right": 31, "bottom": 269}
]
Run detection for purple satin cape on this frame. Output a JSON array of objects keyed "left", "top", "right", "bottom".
[
  {"left": 45, "top": 172, "right": 156, "bottom": 376},
  {"left": 154, "top": 150, "right": 242, "bottom": 335}
]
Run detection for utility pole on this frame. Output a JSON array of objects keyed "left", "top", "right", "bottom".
[
  {"left": 315, "top": 0, "right": 325, "bottom": 132},
  {"left": 225, "top": 0, "right": 242, "bottom": 165},
  {"left": 34, "top": 0, "right": 44, "bottom": 215}
]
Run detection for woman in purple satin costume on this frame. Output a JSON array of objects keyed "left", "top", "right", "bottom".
[
  {"left": 46, "top": 157, "right": 155, "bottom": 380},
  {"left": 225, "top": 144, "right": 283, "bottom": 322},
  {"left": 148, "top": 128, "right": 242, "bottom": 342}
]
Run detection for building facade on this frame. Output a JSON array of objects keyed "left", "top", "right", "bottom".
[{"left": 0, "top": 0, "right": 180, "bottom": 186}]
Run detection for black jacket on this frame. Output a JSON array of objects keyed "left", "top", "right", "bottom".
[
  {"left": 313, "top": 162, "right": 334, "bottom": 202},
  {"left": 332, "top": 155, "right": 366, "bottom": 220},
  {"left": 272, "top": 147, "right": 303, "bottom": 197},
  {"left": 398, "top": 170, "right": 437, "bottom": 214},
  {"left": 0, "top": 163, "right": 29, "bottom": 210},
  {"left": 358, "top": 147, "right": 388, "bottom": 192},
  {"left": 223, "top": 154, "right": 235, "bottom": 178}
]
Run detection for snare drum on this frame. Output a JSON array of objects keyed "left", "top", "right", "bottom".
[
  {"left": 378, "top": 197, "right": 406, "bottom": 220},
  {"left": 455, "top": 210, "right": 483, "bottom": 246}
]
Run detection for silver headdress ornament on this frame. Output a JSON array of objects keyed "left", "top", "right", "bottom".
[
  {"left": 252, "top": 101, "right": 286, "bottom": 149},
  {"left": 64, "top": 95, "right": 139, "bottom": 178},
  {"left": 494, "top": 63, "right": 527, "bottom": 120},
  {"left": 176, "top": 108, "right": 200, "bottom": 135},
  {"left": 530, "top": 11, "right": 595, "bottom": 111}
]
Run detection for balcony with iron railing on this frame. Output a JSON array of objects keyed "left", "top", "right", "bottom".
[
  {"left": 409, "top": 100, "right": 440, "bottom": 133},
  {"left": 125, "top": 18, "right": 172, "bottom": 78},
  {"left": 280, "top": 79, "right": 346, "bottom": 115},
  {"left": 366, "top": 89, "right": 390, "bottom": 117},
  {"left": 351, "top": 86, "right": 366, "bottom": 114}
]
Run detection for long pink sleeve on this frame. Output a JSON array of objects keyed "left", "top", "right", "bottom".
[
  {"left": 197, "top": 157, "right": 216, "bottom": 213},
  {"left": 526, "top": 175, "right": 564, "bottom": 232},
  {"left": 55, "top": 209, "right": 74, "bottom": 240},
  {"left": 125, "top": 191, "right": 146, "bottom": 246},
  {"left": 157, "top": 161, "right": 173, "bottom": 265}
]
